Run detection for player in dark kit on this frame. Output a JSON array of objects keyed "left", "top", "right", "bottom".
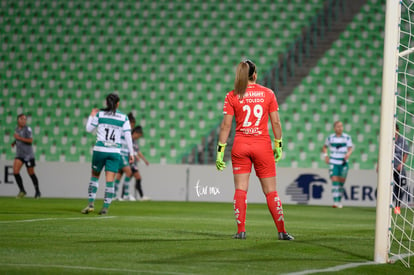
[
  {"left": 393, "top": 124, "right": 409, "bottom": 214},
  {"left": 11, "top": 113, "right": 41, "bottom": 198}
]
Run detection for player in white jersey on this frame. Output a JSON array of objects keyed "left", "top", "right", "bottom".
[
  {"left": 81, "top": 93, "right": 134, "bottom": 215},
  {"left": 322, "top": 121, "right": 353, "bottom": 208}
]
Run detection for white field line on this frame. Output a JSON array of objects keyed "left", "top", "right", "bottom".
[
  {"left": 0, "top": 216, "right": 115, "bottom": 223},
  {"left": 0, "top": 215, "right": 229, "bottom": 224},
  {"left": 283, "top": 261, "right": 380, "bottom": 275},
  {"left": 0, "top": 263, "right": 192, "bottom": 275}
]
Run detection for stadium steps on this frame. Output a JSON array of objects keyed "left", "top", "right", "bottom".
[
  {"left": 274, "top": 0, "right": 369, "bottom": 105},
  {"left": 279, "top": 0, "right": 385, "bottom": 169}
]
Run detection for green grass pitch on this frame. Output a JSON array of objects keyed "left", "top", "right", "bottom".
[{"left": 0, "top": 197, "right": 412, "bottom": 274}]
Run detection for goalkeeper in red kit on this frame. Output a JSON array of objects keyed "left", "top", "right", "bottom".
[{"left": 216, "top": 60, "right": 294, "bottom": 240}]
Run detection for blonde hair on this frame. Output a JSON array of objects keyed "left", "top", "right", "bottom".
[
  {"left": 234, "top": 61, "right": 257, "bottom": 97},
  {"left": 234, "top": 62, "right": 250, "bottom": 96}
]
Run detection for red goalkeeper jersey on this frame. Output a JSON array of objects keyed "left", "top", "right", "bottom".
[{"left": 223, "top": 83, "right": 279, "bottom": 140}]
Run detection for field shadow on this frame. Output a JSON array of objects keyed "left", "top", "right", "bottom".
[
  {"left": 295, "top": 238, "right": 372, "bottom": 261},
  {"left": 78, "top": 229, "right": 230, "bottom": 244},
  {"left": 172, "top": 229, "right": 230, "bottom": 239},
  {"left": 124, "top": 240, "right": 363, "bottom": 266}
]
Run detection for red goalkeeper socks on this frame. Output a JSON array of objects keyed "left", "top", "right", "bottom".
[
  {"left": 266, "top": 191, "right": 286, "bottom": 233},
  {"left": 234, "top": 189, "right": 247, "bottom": 233}
]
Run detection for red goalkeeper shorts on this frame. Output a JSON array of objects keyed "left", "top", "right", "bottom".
[{"left": 231, "top": 137, "right": 276, "bottom": 178}]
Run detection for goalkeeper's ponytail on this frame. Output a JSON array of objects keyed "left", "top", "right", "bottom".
[{"left": 234, "top": 60, "right": 256, "bottom": 97}]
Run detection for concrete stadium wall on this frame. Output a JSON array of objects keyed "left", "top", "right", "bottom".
[{"left": 0, "top": 160, "right": 381, "bottom": 207}]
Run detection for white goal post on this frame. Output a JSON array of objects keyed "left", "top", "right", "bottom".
[
  {"left": 374, "top": 0, "right": 400, "bottom": 264},
  {"left": 375, "top": 0, "right": 414, "bottom": 267}
]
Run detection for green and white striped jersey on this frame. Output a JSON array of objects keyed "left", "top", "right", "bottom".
[
  {"left": 86, "top": 110, "right": 133, "bottom": 154},
  {"left": 120, "top": 133, "right": 129, "bottom": 156},
  {"left": 324, "top": 133, "right": 353, "bottom": 165}
]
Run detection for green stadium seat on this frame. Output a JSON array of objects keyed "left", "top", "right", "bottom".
[
  {"left": 277, "top": 0, "right": 385, "bottom": 168},
  {"left": 0, "top": 0, "right": 331, "bottom": 164}
]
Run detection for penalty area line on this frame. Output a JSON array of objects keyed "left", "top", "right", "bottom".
[
  {"left": 0, "top": 216, "right": 115, "bottom": 223},
  {"left": 283, "top": 261, "right": 379, "bottom": 275},
  {"left": 0, "top": 263, "right": 192, "bottom": 275}
]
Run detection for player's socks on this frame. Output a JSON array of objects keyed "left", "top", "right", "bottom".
[
  {"left": 88, "top": 177, "right": 99, "bottom": 206},
  {"left": 233, "top": 189, "right": 247, "bottom": 233},
  {"left": 332, "top": 181, "right": 342, "bottom": 203},
  {"left": 266, "top": 191, "right": 286, "bottom": 233},
  {"left": 123, "top": 177, "right": 131, "bottom": 197},
  {"left": 103, "top": 181, "right": 114, "bottom": 209},
  {"left": 29, "top": 174, "right": 40, "bottom": 193},
  {"left": 135, "top": 179, "right": 144, "bottom": 198},
  {"left": 339, "top": 182, "right": 345, "bottom": 202},
  {"left": 13, "top": 173, "right": 26, "bottom": 193},
  {"left": 114, "top": 178, "right": 121, "bottom": 198}
]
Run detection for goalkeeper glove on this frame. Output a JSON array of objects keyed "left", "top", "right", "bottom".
[
  {"left": 273, "top": 138, "right": 283, "bottom": 163},
  {"left": 216, "top": 142, "right": 227, "bottom": 171}
]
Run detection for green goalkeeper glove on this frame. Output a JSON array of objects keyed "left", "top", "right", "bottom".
[
  {"left": 273, "top": 138, "right": 283, "bottom": 163},
  {"left": 216, "top": 142, "right": 227, "bottom": 171}
]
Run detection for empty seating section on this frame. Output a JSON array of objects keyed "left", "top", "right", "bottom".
[
  {"left": 0, "top": 0, "right": 325, "bottom": 163},
  {"left": 2, "top": 0, "right": 390, "bottom": 169},
  {"left": 279, "top": 0, "right": 385, "bottom": 169}
]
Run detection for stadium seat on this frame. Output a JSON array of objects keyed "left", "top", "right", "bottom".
[
  {"left": 0, "top": 0, "right": 338, "bottom": 164},
  {"left": 278, "top": 0, "right": 385, "bottom": 169}
]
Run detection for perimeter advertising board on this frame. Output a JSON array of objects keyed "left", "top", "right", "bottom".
[{"left": 0, "top": 161, "right": 386, "bottom": 207}]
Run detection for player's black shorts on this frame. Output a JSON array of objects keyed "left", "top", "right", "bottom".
[
  {"left": 16, "top": 157, "right": 36, "bottom": 168},
  {"left": 131, "top": 164, "right": 139, "bottom": 174},
  {"left": 393, "top": 170, "right": 407, "bottom": 186}
]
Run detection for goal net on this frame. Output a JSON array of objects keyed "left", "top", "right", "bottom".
[
  {"left": 389, "top": 0, "right": 414, "bottom": 267},
  {"left": 376, "top": 0, "right": 414, "bottom": 268}
]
